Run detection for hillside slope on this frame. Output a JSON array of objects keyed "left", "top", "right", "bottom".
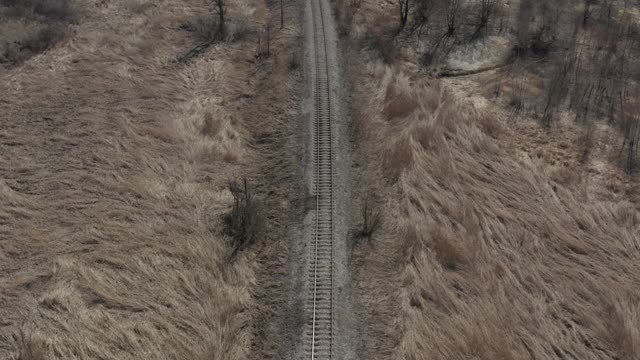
[{"left": 0, "top": 0, "right": 302, "bottom": 358}]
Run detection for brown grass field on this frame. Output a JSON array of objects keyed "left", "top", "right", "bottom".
[
  {"left": 0, "top": 0, "right": 301, "bottom": 359},
  {"left": 344, "top": 0, "right": 640, "bottom": 359}
]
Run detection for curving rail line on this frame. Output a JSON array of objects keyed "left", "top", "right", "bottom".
[{"left": 305, "top": 0, "right": 334, "bottom": 358}]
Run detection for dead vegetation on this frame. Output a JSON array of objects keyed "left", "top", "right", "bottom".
[
  {"left": 358, "top": 197, "right": 382, "bottom": 241},
  {"left": 0, "top": 0, "right": 76, "bottom": 66},
  {"left": 343, "top": 1, "right": 640, "bottom": 358},
  {"left": 346, "top": 0, "right": 640, "bottom": 173},
  {"left": 350, "top": 62, "right": 640, "bottom": 359},
  {"left": 225, "top": 179, "right": 264, "bottom": 258},
  {"left": 0, "top": 0, "right": 302, "bottom": 358}
]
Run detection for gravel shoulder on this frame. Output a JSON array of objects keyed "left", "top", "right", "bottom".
[{"left": 285, "top": 0, "right": 357, "bottom": 358}]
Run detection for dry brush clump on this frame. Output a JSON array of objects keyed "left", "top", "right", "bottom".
[
  {"left": 0, "top": 0, "right": 76, "bottom": 66},
  {"left": 224, "top": 179, "right": 264, "bottom": 258}
]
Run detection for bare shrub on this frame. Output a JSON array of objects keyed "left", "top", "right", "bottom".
[
  {"left": 253, "top": 24, "right": 272, "bottom": 59},
  {"left": 359, "top": 197, "right": 382, "bottom": 241},
  {"left": 477, "top": 112, "right": 504, "bottom": 138},
  {"left": 514, "top": 0, "right": 533, "bottom": 56},
  {"left": 224, "top": 179, "right": 263, "bottom": 258},
  {"left": 32, "top": 0, "right": 77, "bottom": 22},
  {"left": 0, "top": 0, "right": 75, "bottom": 65},
  {"left": 1, "top": 24, "right": 67, "bottom": 65},
  {"left": 201, "top": 112, "right": 222, "bottom": 137},
  {"left": 24, "top": 24, "right": 66, "bottom": 52},
  {"left": 183, "top": 0, "right": 229, "bottom": 42},
  {"left": 288, "top": 49, "right": 301, "bottom": 70},
  {"left": 1, "top": 0, "right": 77, "bottom": 22},
  {"left": 336, "top": 0, "right": 359, "bottom": 36},
  {"left": 444, "top": 0, "right": 462, "bottom": 36},
  {"left": 397, "top": 0, "right": 411, "bottom": 33},
  {"left": 225, "top": 18, "right": 249, "bottom": 42},
  {"left": 184, "top": 15, "right": 219, "bottom": 42},
  {"left": 550, "top": 167, "right": 579, "bottom": 187},
  {"left": 365, "top": 31, "right": 397, "bottom": 64},
  {"left": 412, "top": 0, "right": 434, "bottom": 34},
  {"left": 209, "top": 0, "right": 226, "bottom": 38},
  {"left": 223, "top": 151, "right": 239, "bottom": 163},
  {"left": 472, "top": 0, "right": 497, "bottom": 39},
  {"left": 581, "top": 0, "right": 596, "bottom": 26}
]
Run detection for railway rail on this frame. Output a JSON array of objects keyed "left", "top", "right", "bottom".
[{"left": 304, "top": 0, "right": 334, "bottom": 358}]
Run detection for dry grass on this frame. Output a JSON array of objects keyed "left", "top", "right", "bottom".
[
  {"left": 0, "top": 0, "right": 302, "bottom": 358},
  {"left": 349, "top": 55, "right": 640, "bottom": 359}
]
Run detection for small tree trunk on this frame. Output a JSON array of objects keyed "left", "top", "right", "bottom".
[
  {"left": 266, "top": 24, "right": 271, "bottom": 56},
  {"left": 397, "top": 0, "right": 410, "bottom": 34}
]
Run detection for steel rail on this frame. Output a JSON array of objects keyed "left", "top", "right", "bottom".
[{"left": 307, "top": 0, "right": 333, "bottom": 358}]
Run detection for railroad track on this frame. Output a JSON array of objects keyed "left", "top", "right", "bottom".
[{"left": 305, "top": 0, "right": 334, "bottom": 358}]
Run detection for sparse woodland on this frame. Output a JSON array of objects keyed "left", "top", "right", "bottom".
[
  {"left": 343, "top": 0, "right": 640, "bottom": 359},
  {"left": 339, "top": 0, "right": 640, "bottom": 171}
]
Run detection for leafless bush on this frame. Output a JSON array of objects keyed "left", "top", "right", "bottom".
[
  {"left": 397, "top": 0, "right": 411, "bottom": 33},
  {"left": 209, "top": 0, "right": 226, "bottom": 38},
  {"left": 226, "top": 18, "right": 249, "bottom": 42},
  {"left": 472, "top": 0, "right": 496, "bottom": 39},
  {"left": 288, "top": 49, "right": 301, "bottom": 70},
  {"left": 184, "top": 15, "right": 219, "bottom": 42},
  {"left": 477, "top": 112, "right": 504, "bottom": 138},
  {"left": 444, "top": 0, "right": 461, "bottom": 36},
  {"left": 224, "top": 179, "right": 264, "bottom": 257},
  {"left": 411, "top": 0, "right": 434, "bottom": 34},
  {"left": 201, "top": 112, "right": 222, "bottom": 137},
  {"left": 509, "top": 95, "right": 524, "bottom": 115},
  {"left": 582, "top": 0, "right": 597, "bottom": 26},
  {"left": 254, "top": 24, "right": 272, "bottom": 59},
  {"left": 514, "top": 0, "right": 533, "bottom": 56},
  {"left": 1, "top": 0, "right": 77, "bottom": 22},
  {"left": 1, "top": 24, "right": 67, "bottom": 65},
  {"left": 514, "top": 0, "right": 560, "bottom": 57},
  {"left": 32, "top": 0, "right": 76, "bottom": 22},
  {"left": 336, "top": 0, "right": 360, "bottom": 36},
  {"left": 0, "top": 0, "right": 75, "bottom": 65},
  {"left": 359, "top": 197, "right": 382, "bottom": 241},
  {"left": 24, "top": 24, "right": 66, "bottom": 53},
  {"left": 183, "top": 0, "right": 227, "bottom": 42},
  {"left": 365, "top": 31, "right": 397, "bottom": 64}
]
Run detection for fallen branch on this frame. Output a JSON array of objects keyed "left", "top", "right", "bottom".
[{"left": 436, "top": 61, "right": 511, "bottom": 78}]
